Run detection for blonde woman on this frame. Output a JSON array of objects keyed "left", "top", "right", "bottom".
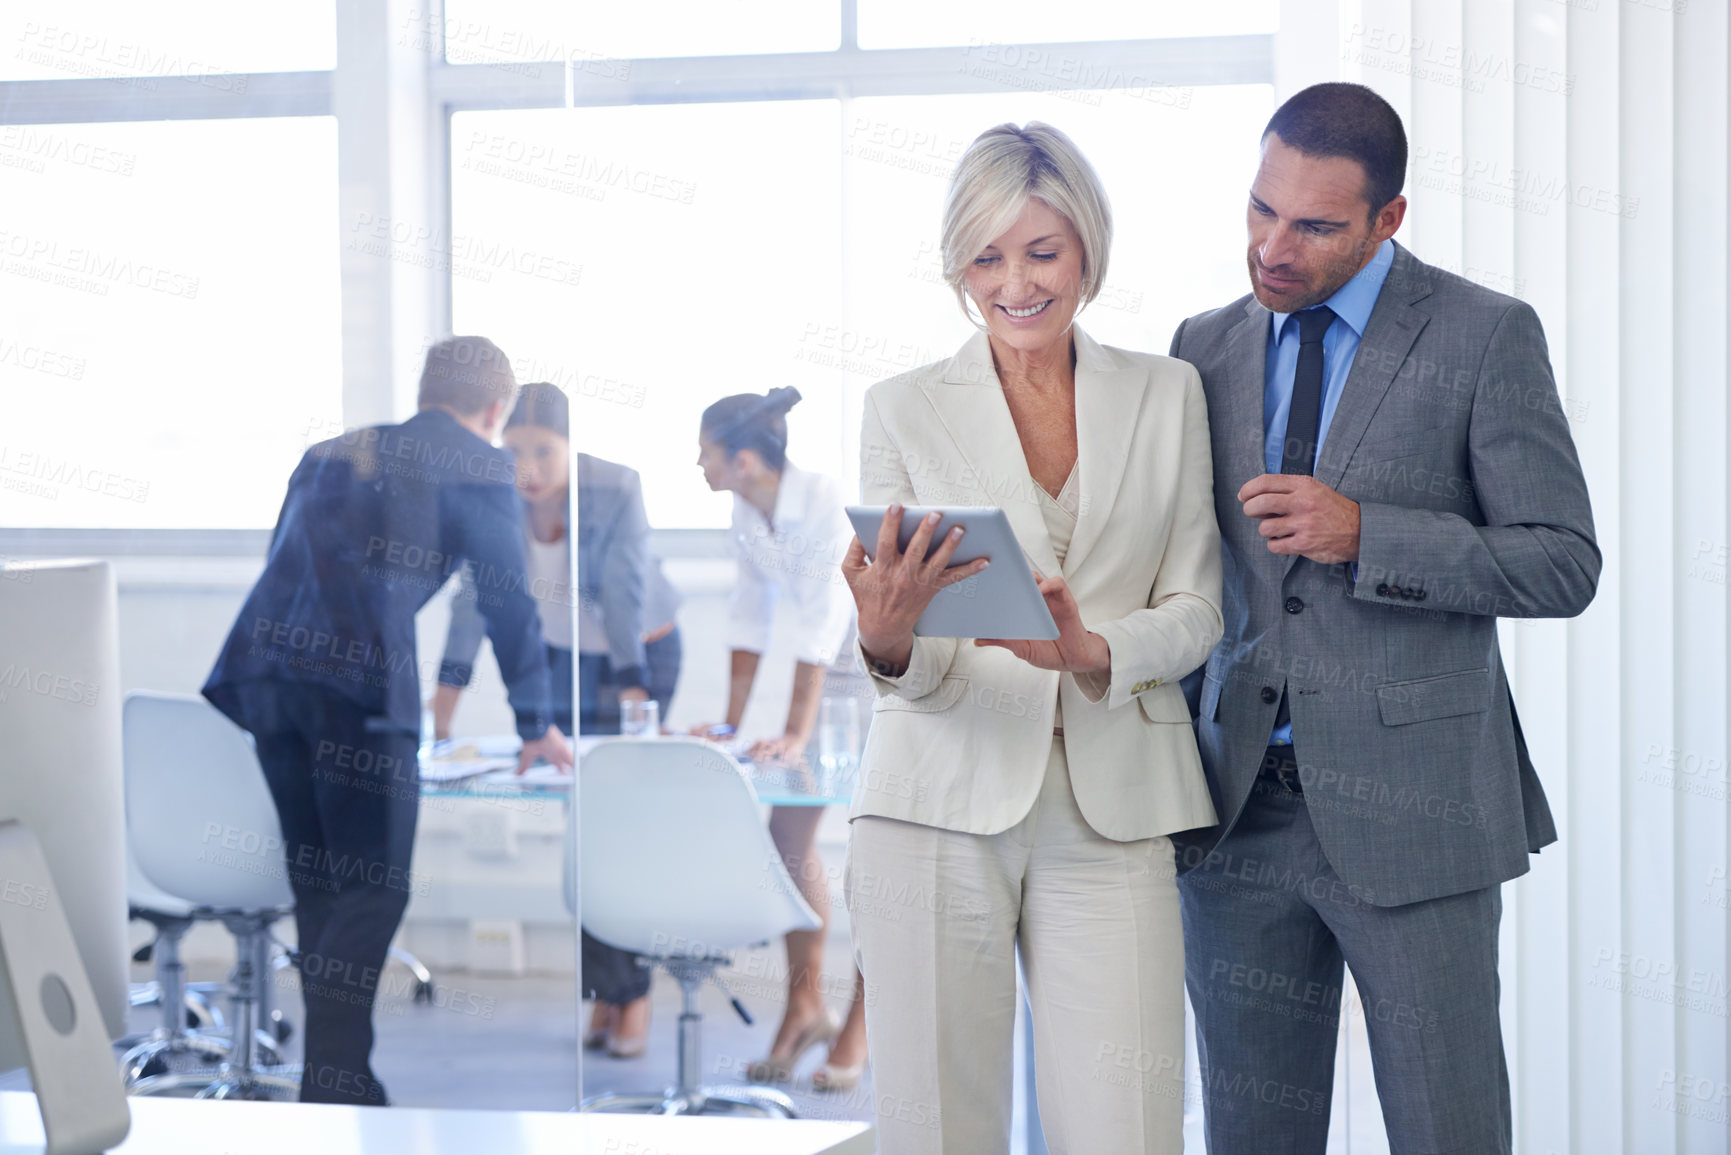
[{"left": 841, "top": 123, "right": 1223, "bottom": 1153}]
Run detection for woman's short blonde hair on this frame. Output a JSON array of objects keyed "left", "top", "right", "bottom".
[{"left": 941, "top": 121, "right": 1113, "bottom": 323}]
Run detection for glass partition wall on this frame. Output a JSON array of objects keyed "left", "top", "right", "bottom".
[
  {"left": 0, "top": 0, "right": 1318, "bottom": 1145},
  {"left": 0, "top": 0, "right": 587, "bottom": 1116},
  {"left": 438, "top": 2, "right": 1279, "bottom": 1143}
]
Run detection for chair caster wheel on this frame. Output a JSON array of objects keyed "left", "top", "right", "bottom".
[{"left": 413, "top": 981, "right": 435, "bottom": 1005}]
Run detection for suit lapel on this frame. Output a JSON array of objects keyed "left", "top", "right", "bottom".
[
  {"left": 924, "top": 331, "right": 1062, "bottom": 578},
  {"left": 1221, "top": 299, "right": 1272, "bottom": 495},
  {"left": 1278, "top": 243, "right": 1434, "bottom": 579},
  {"left": 1313, "top": 243, "right": 1433, "bottom": 491},
  {"left": 1063, "top": 328, "right": 1147, "bottom": 577}
]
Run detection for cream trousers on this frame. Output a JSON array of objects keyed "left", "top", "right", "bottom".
[{"left": 845, "top": 737, "right": 1185, "bottom": 1154}]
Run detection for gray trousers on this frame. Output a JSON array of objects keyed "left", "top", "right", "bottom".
[{"left": 1177, "top": 763, "right": 1512, "bottom": 1155}]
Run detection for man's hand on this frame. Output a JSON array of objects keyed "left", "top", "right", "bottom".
[
  {"left": 976, "top": 574, "right": 1111, "bottom": 674},
  {"left": 519, "top": 725, "right": 574, "bottom": 774},
  {"left": 1239, "top": 474, "right": 1361, "bottom": 564}
]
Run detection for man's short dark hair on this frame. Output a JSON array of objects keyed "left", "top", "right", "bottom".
[
  {"left": 418, "top": 335, "right": 516, "bottom": 415},
  {"left": 1262, "top": 83, "right": 1407, "bottom": 218}
]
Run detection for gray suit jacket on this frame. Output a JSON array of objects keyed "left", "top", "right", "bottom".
[
  {"left": 440, "top": 454, "right": 676, "bottom": 691},
  {"left": 1171, "top": 242, "right": 1600, "bottom": 907}
]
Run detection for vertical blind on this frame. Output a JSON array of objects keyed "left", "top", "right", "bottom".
[{"left": 1284, "top": 1, "right": 1728, "bottom": 1151}]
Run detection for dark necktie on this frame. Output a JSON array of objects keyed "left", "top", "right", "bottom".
[
  {"left": 1280, "top": 305, "right": 1336, "bottom": 476},
  {"left": 1274, "top": 305, "right": 1334, "bottom": 738}
]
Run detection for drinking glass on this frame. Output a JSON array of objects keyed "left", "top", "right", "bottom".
[
  {"left": 620, "top": 698, "right": 659, "bottom": 738},
  {"left": 817, "top": 696, "right": 861, "bottom": 781}
]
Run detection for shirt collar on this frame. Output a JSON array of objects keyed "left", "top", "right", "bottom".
[{"left": 1268, "top": 237, "right": 1395, "bottom": 342}]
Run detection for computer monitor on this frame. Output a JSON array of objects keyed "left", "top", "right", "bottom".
[{"left": 0, "top": 558, "right": 130, "bottom": 1071}]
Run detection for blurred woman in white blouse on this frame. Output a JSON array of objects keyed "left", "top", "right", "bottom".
[
  {"left": 690, "top": 387, "right": 872, "bottom": 1091},
  {"left": 840, "top": 123, "right": 1223, "bottom": 1153}
]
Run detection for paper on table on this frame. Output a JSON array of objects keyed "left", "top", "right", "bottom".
[
  {"left": 419, "top": 738, "right": 518, "bottom": 781},
  {"left": 477, "top": 764, "right": 573, "bottom": 787},
  {"left": 420, "top": 756, "right": 517, "bottom": 782}
]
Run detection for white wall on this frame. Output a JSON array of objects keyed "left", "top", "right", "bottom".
[
  {"left": 2, "top": 543, "right": 818, "bottom": 752},
  {"left": 1281, "top": 2, "right": 1730, "bottom": 1151}
]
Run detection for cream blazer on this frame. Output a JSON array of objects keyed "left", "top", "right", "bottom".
[{"left": 852, "top": 327, "right": 1223, "bottom": 842}]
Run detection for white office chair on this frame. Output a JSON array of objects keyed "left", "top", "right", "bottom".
[
  {"left": 575, "top": 739, "right": 821, "bottom": 1117},
  {"left": 121, "top": 692, "right": 301, "bottom": 1100},
  {"left": 117, "top": 852, "right": 229, "bottom": 1065}
]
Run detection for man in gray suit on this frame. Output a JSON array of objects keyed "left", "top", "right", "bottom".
[{"left": 1171, "top": 83, "right": 1599, "bottom": 1153}]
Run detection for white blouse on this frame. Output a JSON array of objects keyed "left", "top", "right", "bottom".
[
  {"left": 727, "top": 461, "right": 858, "bottom": 669},
  {"left": 525, "top": 532, "right": 576, "bottom": 651},
  {"left": 1036, "top": 465, "right": 1080, "bottom": 728}
]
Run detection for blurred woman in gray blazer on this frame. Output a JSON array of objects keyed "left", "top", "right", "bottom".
[{"left": 434, "top": 382, "right": 681, "bottom": 1058}]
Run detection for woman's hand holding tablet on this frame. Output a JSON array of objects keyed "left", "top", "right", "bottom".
[
  {"left": 842, "top": 506, "right": 1063, "bottom": 681},
  {"left": 841, "top": 505, "right": 988, "bottom": 675},
  {"left": 973, "top": 568, "right": 1111, "bottom": 676}
]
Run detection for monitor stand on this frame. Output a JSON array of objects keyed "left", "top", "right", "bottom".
[{"left": 0, "top": 820, "right": 131, "bottom": 1154}]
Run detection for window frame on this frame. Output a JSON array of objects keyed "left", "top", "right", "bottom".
[{"left": 0, "top": 5, "right": 1270, "bottom": 540}]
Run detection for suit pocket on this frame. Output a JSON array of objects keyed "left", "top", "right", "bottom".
[
  {"left": 1139, "top": 683, "right": 1193, "bottom": 723},
  {"left": 874, "top": 675, "right": 969, "bottom": 714},
  {"left": 1376, "top": 668, "right": 1490, "bottom": 726}
]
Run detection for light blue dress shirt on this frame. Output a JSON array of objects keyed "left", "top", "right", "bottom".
[{"left": 1263, "top": 238, "right": 1395, "bottom": 746}]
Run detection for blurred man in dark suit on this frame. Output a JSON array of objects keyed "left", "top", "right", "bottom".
[{"left": 204, "top": 335, "right": 572, "bottom": 1105}]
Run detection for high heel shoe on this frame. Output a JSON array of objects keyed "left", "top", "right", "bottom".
[
  {"left": 606, "top": 996, "right": 651, "bottom": 1059},
  {"left": 582, "top": 1004, "right": 614, "bottom": 1050},
  {"left": 810, "top": 1058, "right": 866, "bottom": 1093},
  {"left": 746, "top": 1009, "right": 841, "bottom": 1083}
]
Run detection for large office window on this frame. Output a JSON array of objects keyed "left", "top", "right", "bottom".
[
  {"left": 451, "top": 101, "right": 843, "bottom": 529},
  {"left": 440, "top": 0, "right": 839, "bottom": 61},
  {"left": 453, "top": 88, "right": 1271, "bottom": 527},
  {"left": 858, "top": 0, "right": 1277, "bottom": 47},
  {"left": 0, "top": 0, "right": 335, "bottom": 80},
  {"left": 0, "top": 116, "right": 340, "bottom": 528}
]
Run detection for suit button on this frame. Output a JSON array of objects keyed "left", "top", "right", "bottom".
[
  {"left": 1260, "top": 686, "right": 1278, "bottom": 705},
  {"left": 1284, "top": 597, "right": 1304, "bottom": 614},
  {"left": 1416, "top": 589, "right": 1427, "bottom": 601},
  {"left": 1376, "top": 583, "right": 1389, "bottom": 597},
  {"left": 1400, "top": 588, "right": 1413, "bottom": 600}
]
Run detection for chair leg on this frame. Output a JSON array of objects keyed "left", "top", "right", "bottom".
[
  {"left": 118, "top": 1029, "right": 233, "bottom": 1094},
  {"left": 155, "top": 921, "right": 190, "bottom": 1037},
  {"left": 194, "top": 1069, "right": 303, "bottom": 1101},
  {"left": 699, "top": 1086, "right": 800, "bottom": 1118},
  {"left": 577, "top": 956, "right": 800, "bottom": 1118},
  {"left": 174, "top": 909, "right": 301, "bottom": 1101},
  {"left": 388, "top": 945, "right": 436, "bottom": 1003},
  {"left": 184, "top": 984, "right": 224, "bottom": 1032},
  {"left": 225, "top": 927, "right": 259, "bottom": 1072},
  {"left": 581, "top": 1091, "right": 685, "bottom": 1113}
]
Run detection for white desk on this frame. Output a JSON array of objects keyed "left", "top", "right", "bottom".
[{"left": 0, "top": 1093, "right": 873, "bottom": 1155}]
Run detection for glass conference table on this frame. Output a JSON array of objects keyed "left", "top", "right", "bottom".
[{"left": 418, "top": 734, "right": 857, "bottom": 808}]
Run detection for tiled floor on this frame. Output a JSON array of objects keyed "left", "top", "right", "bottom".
[
  {"left": 86, "top": 906, "right": 877, "bottom": 1122},
  {"left": 14, "top": 874, "right": 1389, "bottom": 1152}
]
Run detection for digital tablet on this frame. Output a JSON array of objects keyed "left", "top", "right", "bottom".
[{"left": 845, "top": 505, "right": 1059, "bottom": 640}]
